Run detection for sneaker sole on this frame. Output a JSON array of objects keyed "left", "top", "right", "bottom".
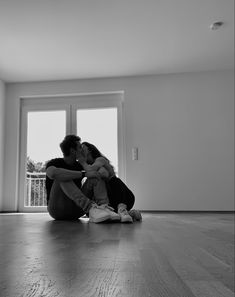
[
  {"left": 110, "top": 216, "right": 121, "bottom": 221},
  {"left": 89, "top": 214, "right": 110, "bottom": 223},
  {"left": 121, "top": 217, "right": 133, "bottom": 223}
]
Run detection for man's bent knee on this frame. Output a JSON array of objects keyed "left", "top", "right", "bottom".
[{"left": 48, "top": 181, "right": 84, "bottom": 220}]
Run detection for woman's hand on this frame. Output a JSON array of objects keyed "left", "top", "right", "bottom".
[
  {"left": 98, "top": 167, "right": 109, "bottom": 179},
  {"left": 85, "top": 170, "right": 101, "bottom": 179}
]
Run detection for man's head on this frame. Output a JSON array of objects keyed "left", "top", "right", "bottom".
[{"left": 60, "top": 135, "right": 81, "bottom": 158}]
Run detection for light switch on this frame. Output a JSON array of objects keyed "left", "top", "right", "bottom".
[{"left": 132, "top": 147, "right": 138, "bottom": 160}]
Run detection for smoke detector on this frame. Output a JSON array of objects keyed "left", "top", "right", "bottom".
[{"left": 210, "top": 21, "right": 224, "bottom": 30}]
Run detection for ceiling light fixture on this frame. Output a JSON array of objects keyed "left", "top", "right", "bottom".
[{"left": 210, "top": 21, "right": 224, "bottom": 30}]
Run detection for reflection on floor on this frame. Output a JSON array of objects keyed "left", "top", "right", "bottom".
[{"left": 0, "top": 212, "right": 234, "bottom": 297}]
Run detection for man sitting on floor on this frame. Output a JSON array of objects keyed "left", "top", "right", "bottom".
[{"left": 46, "top": 135, "right": 120, "bottom": 223}]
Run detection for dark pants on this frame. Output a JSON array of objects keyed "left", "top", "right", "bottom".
[
  {"left": 47, "top": 178, "right": 109, "bottom": 220},
  {"left": 106, "top": 176, "right": 135, "bottom": 211}
]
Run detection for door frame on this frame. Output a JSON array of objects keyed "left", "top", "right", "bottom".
[
  {"left": 18, "top": 92, "right": 125, "bottom": 212},
  {"left": 19, "top": 101, "right": 70, "bottom": 212}
]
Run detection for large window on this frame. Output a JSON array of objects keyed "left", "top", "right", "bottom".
[
  {"left": 19, "top": 93, "right": 124, "bottom": 212},
  {"left": 77, "top": 108, "right": 118, "bottom": 174},
  {"left": 26, "top": 110, "right": 66, "bottom": 207}
]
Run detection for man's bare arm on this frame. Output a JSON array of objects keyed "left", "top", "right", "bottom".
[{"left": 46, "top": 166, "right": 100, "bottom": 181}]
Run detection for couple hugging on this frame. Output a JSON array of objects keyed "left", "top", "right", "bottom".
[{"left": 46, "top": 135, "right": 142, "bottom": 223}]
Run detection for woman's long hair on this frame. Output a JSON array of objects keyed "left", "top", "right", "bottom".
[
  {"left": 82, "top": 142, "right": 115, "bottom": 172},
  {"left": 82, "top": 142, "right": 106, "bottom": 161}
]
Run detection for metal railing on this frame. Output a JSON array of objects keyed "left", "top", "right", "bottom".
[{"left": 26, "top": 172, "right": 47, "bottom": 207}]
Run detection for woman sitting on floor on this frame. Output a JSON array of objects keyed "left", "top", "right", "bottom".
[{"left": 80, "top": 142, "right": 142, "bottom": 223}]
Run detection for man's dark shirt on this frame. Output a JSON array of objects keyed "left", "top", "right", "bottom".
[{"left": 45, "top": 158, "right": 83, "bottom": 204}]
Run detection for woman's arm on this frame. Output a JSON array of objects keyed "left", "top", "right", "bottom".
[
  {"left": 89, "top": 157, "right": 107, "bottom": 171},
  {"left": 79, "top": 157, "right": 107, "bottom": 172}
]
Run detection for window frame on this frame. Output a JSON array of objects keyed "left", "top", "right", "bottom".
[{"left": 18, "top": 92, "right": 125, "bottom": 212}]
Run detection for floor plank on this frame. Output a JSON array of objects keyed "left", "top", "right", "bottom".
[{"left": 0, "top": 212, "right": 234, "bottom": 297}]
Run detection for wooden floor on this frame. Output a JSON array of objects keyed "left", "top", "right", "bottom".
[{"left": 0, "top": 213, "right": 234, "bottom": 297}]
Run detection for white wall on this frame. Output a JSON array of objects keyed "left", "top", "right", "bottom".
[
  {"left": 3, "top": 70, "right": 234, "bottom": 211},
  {"left": 0, "top": 79, "right": 6, "bottom": 211}
]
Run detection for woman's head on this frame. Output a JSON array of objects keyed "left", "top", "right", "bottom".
[{"left": 82, "top": 142, "right": 103, "bottom": 164}]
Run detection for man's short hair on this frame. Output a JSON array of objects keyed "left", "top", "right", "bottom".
[{"left": 60, "top": 135, "right": 81, "bottom": 156}]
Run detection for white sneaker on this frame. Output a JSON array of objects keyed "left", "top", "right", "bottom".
[
  {"left": 100, "top": 205, "right": 120, "bottom": 221},
  {"left": 89, "top": 204, "right": 111, "bottom": 223},
  {"left": 118, "top": 207, "right": 133, "bottom": 223}
]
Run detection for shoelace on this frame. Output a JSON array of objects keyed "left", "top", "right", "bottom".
[
  {"left": 119, "top": 208, "right": 129, "bottom": 215},
  {"left": 93, "top": 204, "right": 105, "bottom": 210}
]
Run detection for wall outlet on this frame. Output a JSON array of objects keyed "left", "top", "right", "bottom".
[{"left": 132, "top": 147, "right": 138, "bottom": 160}]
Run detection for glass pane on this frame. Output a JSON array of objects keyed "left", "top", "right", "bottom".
[
  {"left": 26, "top": 110, "right": 66, "bottom": 207},
  {"left": 77, "top": 108, "right": 118, "bottom": 174}
]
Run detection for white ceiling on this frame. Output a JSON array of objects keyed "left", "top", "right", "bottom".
[{"left": 0, "top": 0, "right": 234, "bottom": 83}]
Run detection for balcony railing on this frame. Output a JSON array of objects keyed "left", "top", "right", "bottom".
[{"left": 26, "top": 172, "right": 47, "bottom": 207}]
